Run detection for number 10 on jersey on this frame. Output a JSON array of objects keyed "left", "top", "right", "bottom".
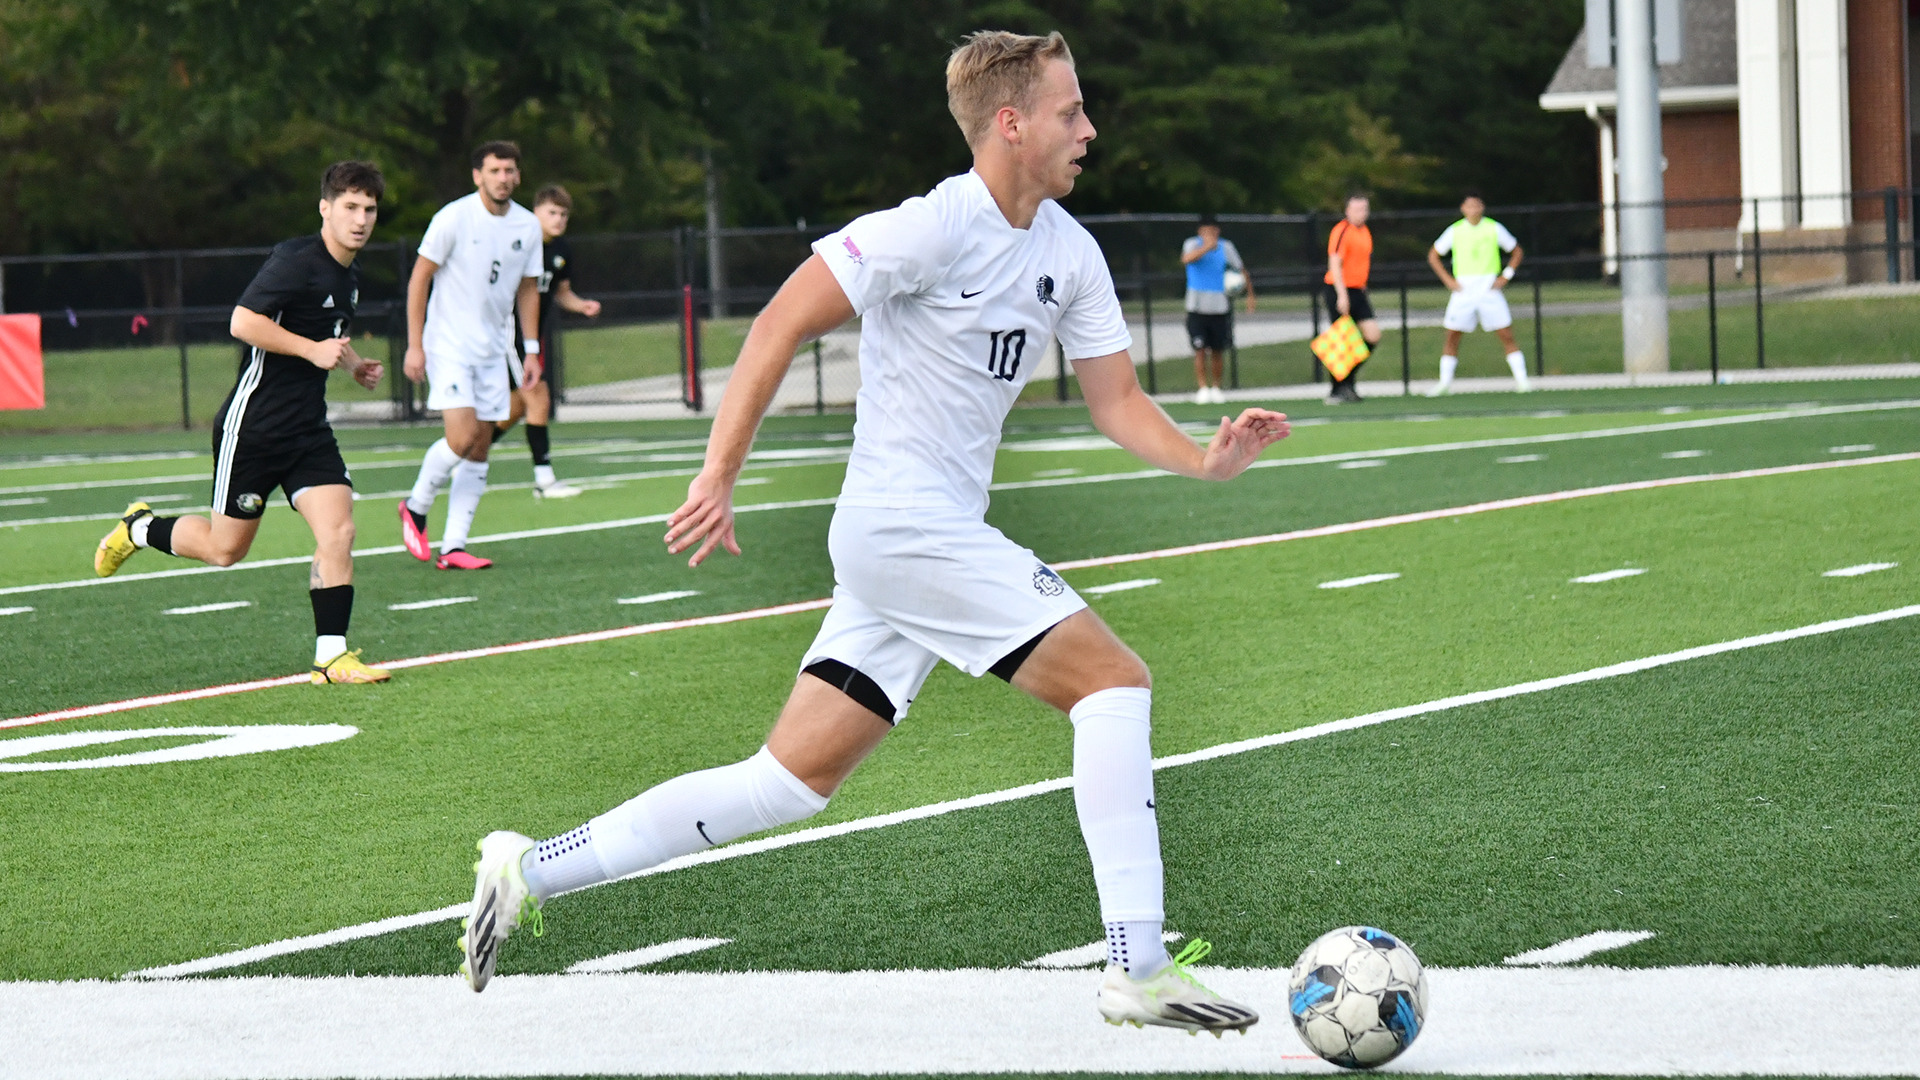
[{"left": 986, "top": 329, "right": 1026, "bottom": 382}]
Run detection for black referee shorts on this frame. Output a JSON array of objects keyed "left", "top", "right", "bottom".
[
  {"left": 210, "top": 428, "right": 352, "bottom": 520},
  {"left": 1324, "top": 284, "right": 1375, "bottom": 323},
  {"left": 1186, "top": 311, "right": 1233, "bottom": 352}
]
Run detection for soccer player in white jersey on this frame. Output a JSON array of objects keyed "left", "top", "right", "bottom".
[
  {"left": 398, "top": 140, "right": 544, "bottom": 569},
  {"left": 1424, "top": 190, "right": 1528, "bottom": 396},
  {"left": 458, "top": 31, "right": 1289, "bottom": 1033}
]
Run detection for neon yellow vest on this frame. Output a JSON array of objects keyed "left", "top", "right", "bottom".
[{"left": 1446, "top": 218, "right": 1505, "bottom": 277}]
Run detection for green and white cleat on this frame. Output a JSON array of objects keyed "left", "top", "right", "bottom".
[
  {"left": 1097, "top": 939, "right": 1258, "bottom": 1036},
  {"left": 458, "top": 830, "right": 542, "bottom": 993}
]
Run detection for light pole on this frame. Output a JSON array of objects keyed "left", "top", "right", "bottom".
[{"left": 1614, "top": 0, "right": 1669, "bottom": 373}]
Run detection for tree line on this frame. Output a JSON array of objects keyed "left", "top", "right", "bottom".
[{"left": 0, "top": 0, "right": 1592, "bottom": 254}]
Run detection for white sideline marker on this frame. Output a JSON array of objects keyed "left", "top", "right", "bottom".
[
  {"left": 617, "top": 590, "right": 702, "bottom": 605},
  {"left": 0, "top": 496, "right": 47, "bottom": 507},
  {"left": 1081, "top": 578, "right": 1160, "bottom": 596},
  {"left": 1829, "top": 444, "right": 1876, "bottom": 453},
  {"left": 1336, "top": 459, "right": 1387, "bottom": 469},
  {"left": 566, "top": 937, "right": 731, "bottom": 974},
  {"left": 162, "top": 601, "right": 252, "bottom": 615},
  {"left": 1024, "top": 931, "right": 1182, "bottom": 968},
  {"left": 1824, "top": 562, "right": 1897, "bottom": 578},
  {"left": 1319, "top": 572, "right": 1400, "bottom": 589},
  {"left": 387, "top": 596, "right": 478, "bottom": 611},
  {"left": 1502, "top": 930, "right": 1657, "bottom": 966},
  {"left": 0, "top": 606, "right": 30, "bottom": 616},
  {"left": 1570, "top": 568, "right": 1646, "bottom": 584},
  {"left": 1661, "top": 450, "right": 1708, "bottom": 459},
  {"left": 1497, "top": 454, "right": 1544, "bottom": 463}
]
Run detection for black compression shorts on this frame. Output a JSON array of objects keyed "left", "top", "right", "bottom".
[
  {"left": 210, "top": 428, "right": 351, "bottom": 519},
  {"left": 1186, "top": 311, "right": 1232, "bottom": 352}
]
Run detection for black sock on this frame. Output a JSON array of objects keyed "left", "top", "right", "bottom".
[
  {"left": 526, "top": 424, "right": 551, "bottom": 467},
  {"left": 490, "top": 425, "right": 509, "bottom": 446},
  {"left": 310, "top": 584, "right": 353, "bottom": 638},
  {"left": 146, "top": 515, "right": 177, "bottom": 555}
]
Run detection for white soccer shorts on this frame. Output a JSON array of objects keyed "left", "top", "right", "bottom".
[
  {"left": 425, "top": 351, "right": 511, "bottom": 422},
  {"left": 1442, "top": 277, "right": 1514, "bottom": 332},
  {"left": 800, "top": 506, "right": 1089, "bottom": 721}
]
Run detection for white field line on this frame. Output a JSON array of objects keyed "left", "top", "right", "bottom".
[
  {"left": 0, "top": 496, "right": 47, "bottom": 506},
  {"left": 1319, "top": 572, "right": 1400, "bottom": 589},
  {"left": 1829, "top": 443, "right": 1877, "bottom": 453},
  {"left": 1049, "top": 452, "right": 1920, "bottom": 572},
  {"left": 31, "top": 966, "right": 1919, "bottom": 1078},
  {"left": 1336, "top": 459, "right": 1387, "bottom": 469},
  {"left": 0, "top": 449, "right": 201, "bottom": 472},
  {"left": 0, "top": 606, "right": 30, "bottom": 616},
  {"left": 1503, "top": 931, "right": 1657, "bottom": 966},
  {"left": 1660, "top": 449, "right": 1708, "bottom": 459},
  {"left": 565, "top": 937, "right": 732, "bottom": 974},
  {"left": 161, "top": 601, "right": 252, "bottom": 615},
  {"left": 1497, "top": 454, "right": 1545, "bottom": 463},
  {"left": 1571, "top": 568, "right": 1648, "bottom": 584},
  {"left": 1826, "top": 562, "right": 1898, "bottom": 577},
  {"left": 618, "top": 590, "right": 702, "bottom": 605},
  {"left": 1024, "top": 931, "right": 1183, "bottom": 969},
  {"left": 124, "top": 601, "right": 1920, "bottom": 981},
  {"left": 1080, "top": 578, "right": 1160, "bottom": 595},
  {"left": 14, "top": 454, "right": 1920, "bottom": 730},
  {"left": 386, "top": 596, "right": 477, "bottom": 611}
]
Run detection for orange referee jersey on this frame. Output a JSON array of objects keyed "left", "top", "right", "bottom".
[{"left": 1325, "top": 220, "right": 1372, "bottom": 290}]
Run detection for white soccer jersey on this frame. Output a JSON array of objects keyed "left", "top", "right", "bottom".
[
  {"left": 814, "top": 171, "right": 1131, "bottom": 517},
  {"left": 418, "top": 193, "right": 544, "bottom": 364}
]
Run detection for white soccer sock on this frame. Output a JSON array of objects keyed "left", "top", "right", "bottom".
[
  {"left": 441, "top": 459, "right": 489, "bottom": 552},
  {"left": 534, "top": 464, "right": 557, "bottom": 488},
  {"left": 314, "top": 635, "right": 346, "bottom": 666},
  {"left": 130, "top": 517, "right": 151, "bottom": 547},
  {"left": 1438, "top": 355, "right": 1458, "bottom": 385},
  {"left": 523, "top": 746, "right": 828, "bottom": 900},
  {"left": 1071, "top": 686, "right": 1169, "bottom": 979},
  {"left": 1506, "top": 351, "right": 1531, "bottom": 390},
  {"left": 407, "top": 438, "right": 461, "bottom": 516}
]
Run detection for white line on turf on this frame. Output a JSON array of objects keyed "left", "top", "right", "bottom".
[
  {"left": 1081, "top": 578, "right": 1160, "bottom": 595},
  {"left": 18, "top": 965, "right": 1920, "bottom": 1077},
  {"left": 618, "top": 590, "right": 702, "bottom": 605},
  {"left": 14, "top": 454, "right": 1920, "bottom": 729},
  {"left": 1497, "top": 454, "right": 1545, "bottom": 463},
  {"left": 1571, "top": 569, "right": 1647, "bottom": 584},
  {"left": 0, "top": 496, "right": 47, "bottom": 506},
  {"left": 0, "top": 725, "right": 358, "bottom": 773},
  {"left": 1502, "top": 930, "right": 1657, "bottom": 966},
  {"left": 1335, "top": 459, "right": 1386, "bottom": 469},
  {"left": 565, "top": 937, "right": 732, "bottom": 974},
  {"left": 1829, "top": 444, "right": 1876, "bottom": 453},
  {"left": 161, "top": 601, "right": 252, "bottom": 615},
  {"left": 0, "top": 606, "right": 29, "bottom": 616},
  {"left": 1660, "top": 449, "right": 1707, "bottom": 459},
  {"left": 1024, "top": 931, "right": 1182, "bottom": 968},
  {"left": 1319, "top": 573, "right": 1400, "bottom": 589},
  {"left": 387, "top": 596, "right": 478, "bottom": 611},
  {"left": 1824, "top": 562, "right": 1898, "bottom": 577},
  {"left": 122, "top": 601, "right": 1920, "bottom": 981}
]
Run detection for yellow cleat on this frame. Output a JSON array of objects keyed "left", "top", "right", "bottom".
[
  {"left": 311, "top": 648, "right": 391, "bottom": 685},
  {"left": 94, "top": 502, "right": 152, "bottom": 577}
]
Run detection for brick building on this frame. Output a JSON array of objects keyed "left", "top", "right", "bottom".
[{"left": 1540, "top": 0, "right": 1913, "bottom": 283}]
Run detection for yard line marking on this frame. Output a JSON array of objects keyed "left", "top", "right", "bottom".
[
  {"left": 1050, "top": 452, "right": 1920, "bottom": 572},
  {"left": 1031, "top": 467, "right": 1081, "bottom": 478},
  {"left": 1829, "top": 444, "right": 1876, "bottom": 453},
  {"left": 1660, "top": 449, "right": 1708, "bottom": 459},
  {"left": 162, "top": 601, "right": 253, "bottom": 615},
  {"left": 0, "top": 606, "right": 31, "bottom": 616},
  {"left": 0, "top": 449, "right": 201, "bottom": 472},
  {"left": 1570, "top": 569, "right": 1647, "bottom": 584},
  {"left": 0, "top": 496, "right": 47, "bottom": 507},
  {"left": 1024, "top": 931, "right": 1182, "bottom": 969},
  {"left": 0, "top": 724, "right": 358, "bottom": 773},
  {"left": 1319, "top": 573, "right": 1400, "bottom": 589},
  {"left": 1336, "top": 459, "right": 1387, "bottom": 469},
  {"left": 125, "top": 601, "right": 1920, "bottom": 980},
  {"left": 387, "top": 596, "right": 478, "bottom": 611},
  {"left": 566, "top": 937, "right": 732, "bottom": 974},
  {"left": 1502, "top": 930, "right": 1656, "bottom": 966},
  {"left": 1081, "top": 578, "right": 1160, "bottom": 595},
  {"left": 618, "top": 590, "right": 702, "bottom": 605},
  {"left": 1498, "top": 454, "right": 1544, "bottom": 463},
  {"left": 1824, "top": 562, "right": 1898, "bottom": 577}
]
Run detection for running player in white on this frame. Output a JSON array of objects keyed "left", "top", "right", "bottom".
[
  {"left": 1424, "top": 190, "right": 1528, "bottom": 395},
  {"left": 399, "top": 140, "right": 544, "bottom": 569},
  {"left": 459, "top": 31, "right": 1288, "bottom": 1033}
]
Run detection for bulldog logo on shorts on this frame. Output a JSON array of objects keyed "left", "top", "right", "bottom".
[
  {"left": 1032, "top": 562, "right": 1066, "bottom": 596},
  {"left": 236, "top": 492, "right": 264, "bottom": 514}
]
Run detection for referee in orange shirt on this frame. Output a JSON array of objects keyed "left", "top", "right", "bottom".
[{"left": 1324, "top": 193, "right": 1381, "bottom": 403}]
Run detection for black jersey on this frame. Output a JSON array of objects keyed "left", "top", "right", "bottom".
[
  {"left": 221, "top": 234, "right": 359, "bottom": 440},
  {"left": 536, "top": 235, "right": 573, "bottom": 332}
]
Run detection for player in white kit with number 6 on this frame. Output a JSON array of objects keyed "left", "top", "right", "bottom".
[{"left": 458, "top": 31, "right": 1290, "bottom": 1033}]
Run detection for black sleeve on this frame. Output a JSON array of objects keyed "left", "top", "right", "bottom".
[
  {"left": 549, "top": 242, "right": 573, "bottom": 287},
  {"left": 236, "top": 248, "right": 305, "bottom": 318}
]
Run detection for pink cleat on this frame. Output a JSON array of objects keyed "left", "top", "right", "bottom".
[
  {"left": 435, "top": 549, "right": 493, "bottom": 570},
  {"left": 399, "top": 501, "right": 432, "bottom": 561}
]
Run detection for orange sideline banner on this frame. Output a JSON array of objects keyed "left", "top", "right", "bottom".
[{"left": 0, "top": 314, "right": 44, "bottom": 410}]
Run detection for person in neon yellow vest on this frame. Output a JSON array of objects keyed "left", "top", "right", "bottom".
[{"left": 1424, "top": 190, "right": 1528, "bottom": 395}]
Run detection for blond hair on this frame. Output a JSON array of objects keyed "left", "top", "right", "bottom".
[{"left": 945, "top": 31, "right": 1074, "bottom": 148}]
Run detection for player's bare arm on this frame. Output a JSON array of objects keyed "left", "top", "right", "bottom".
[
  {"left": 1329, "top": 253, "right": 1350, "bottom": 314},
  {"left": 553, "top": 281, "right": 601, "bottom": 317},
  {"left": 665, "top": 254, "right": 854, "bottom": 566},
  {"left": 1181, "top": 235, "right": 1217, "bottom": 263},
  {"left": 229, "top": 308, "right": 381, "bottom": 389},
  {"left": 1074, "top": 352, "right": 1289, "bottom": 480},
  {"left": 402, "top": 255, "right": 439, "bottom": 382},
  {"left": 1427, "top": 246, "right": 1460, "bottom": 292},
  {"left": 1493, "top": 243, "right": 1524, "bottom": 290},
  {"left": 515, "top": 274, "right": 542, "bottom": 385}
]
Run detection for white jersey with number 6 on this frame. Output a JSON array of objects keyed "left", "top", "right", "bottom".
[
  {"left": 418, "top": 193, "right": 544, "bottom": 365},
  {"left": 814, "top": 170, "right": 1131, "bottom": 518}
]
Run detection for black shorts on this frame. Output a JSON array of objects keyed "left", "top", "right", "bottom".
[
  {"left": 210, "top": 428, "right": 352, "bottom": 520},
  {"left": 1186, "top": 311, "right": 1233, "bottom": 352},
  {"left": 1324, "top": 284, "right": 1375, "bottom": 322}
]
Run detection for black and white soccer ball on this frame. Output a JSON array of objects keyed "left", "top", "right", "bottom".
[{"left": 1288, "top": 926, "right": 1428, "bottom": 1069}]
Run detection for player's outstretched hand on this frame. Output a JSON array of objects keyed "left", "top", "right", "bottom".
[
  {"left": 665, "top": 471, "right": 741, "bottom": 567},
  {"left": 403, "top": 346, "right": 427, "bottom": 384},
  {"left": 305, "top": 337, "right": 354, "bottom": 371},
  {"left": 345, "top": 343, "right": 384, "bottom": 390},
  {"left": 1199, "top": 407, "right": 1290, "bottom": 481}
]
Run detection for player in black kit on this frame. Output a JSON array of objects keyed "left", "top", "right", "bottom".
[
  {"left": 494, "top": 183, "right": 601, "bottom": 498},
  {"left": 94, "top": 161, "right": 393, "bottom": 685}
]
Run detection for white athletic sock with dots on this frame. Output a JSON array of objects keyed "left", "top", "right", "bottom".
[
  {"left": 1071, "top": 686, "right": 1169, "bottom": 979},
  {"left": 1438, "top": 354, "right": 1458, "bottom": 387},
  {"left": 407, "top": 438, "right": 461, "bottom": 516},
  {"left": 523, "top": 746, "right": 828, "bottom": 900},
  {"left": 440, "top": 459, "right": 488, "bottom": 552},
  {"left": 1506, "top": 351, "right": 1531, "bottom": 390}
]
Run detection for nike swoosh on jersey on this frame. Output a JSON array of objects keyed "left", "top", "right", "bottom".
[{"left": 960, "top": 289, "right": 984, "bottom": 299}]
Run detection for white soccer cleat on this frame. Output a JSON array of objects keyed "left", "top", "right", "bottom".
[
  {"left": 1191, "top": 388, "right": 1210, "bottom": 405},
  {"left": 1210, "top": 385, "right": 1229, "bottom": 404},
  {"left": 1097, "top": 939, "right": 1259, "bottom": 1036},
  {"left": 459, "top": 830, "right": 541, "bottom": 992},
  {"left": 1424, "top": 383, "right": 1450, "bottom": 398},
  {"left": 533, "top": 479, "right": 583, "bottom": 500}
]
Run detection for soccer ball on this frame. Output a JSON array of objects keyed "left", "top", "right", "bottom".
[{"left": 1287, "top": 926, "right": 1428, "bottom": 1069}]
